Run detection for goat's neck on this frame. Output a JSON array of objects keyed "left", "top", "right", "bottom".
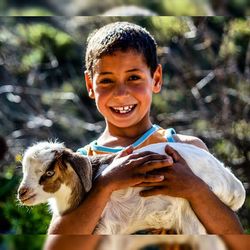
[
  {"left": 90, "top": 154, "right": 116, "bottom": 180},
  {"left": 48, "top": 184, "right": 72, "bottom": 215}
]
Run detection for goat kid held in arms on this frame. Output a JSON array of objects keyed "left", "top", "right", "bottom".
[
  {"left": 18, "top": 140, "right": 245, "bottom": 234},
  {"left": 18, "top": 22, "right": 245, "bottom": 235}
]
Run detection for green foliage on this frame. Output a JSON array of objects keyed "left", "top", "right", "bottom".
[
  {"left": 0, "top": 165, "right": 50, "bottom": 234},
  {"left": 229, "top": 19, "right": 250, "bottom": 38},
  {"left": 8, "top": 7, "right": 54, "bottom": 16},
  {"left": 193, "top": 119, "right": 210, "bottom": 133},
  {"left": 3, "top": 197, "right": 51, "bottom": 234},
  {"left": 231, "top": 120, "right": 250, "bottom": 140},
  {"left": 150, "top": 17, "right": 189, "bottom": 42},
  {"left": 214, "top": 139, "right": 241, "bottom": 162},
  {"left": 219, "top": 19, "right": 250, "bottom": 59},
  {"left": 0, "top": 235, "right": 46, "bottom": 250},
  {"left": 17, "top": 23, "right": 73, "bottom": 47},
  {"left": 16, "top": 23, "right": 78, "bottom": 72},
  {"left": 152, "top": 88, "right": 185, "bottom": 114},
  {"left": 162, "top": 0, "right": 208, "bottom": 15},
  {"left": 22, "top": 48, "right": 44, "bottom": 69},
  {"left": 228, "top": 0, "right": 250, "bottom": 15}
]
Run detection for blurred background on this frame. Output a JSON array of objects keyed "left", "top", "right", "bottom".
[
  {"left": 0, "top": 0, "right": 249, "bottom": 16},
  {"left": 0, "top": 13, "right": 249, "bottom": 250}
]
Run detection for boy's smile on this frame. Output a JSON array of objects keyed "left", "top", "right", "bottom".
[
  {"left": 85, "top": 49, "right": 162, "bottom": 136},
  {"left": 110, "top": 104, "right": 137, "bottom": 115}
]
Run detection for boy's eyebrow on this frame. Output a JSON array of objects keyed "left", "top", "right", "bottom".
[
  {"left": 126, "top": 68, "right": 142, "bottom": 73},
  {"left": 99, "top": 71, "right": 113, "bottom": 75},
  {"left": 98, "top": 68, "right": 143, "bottom": 75}
]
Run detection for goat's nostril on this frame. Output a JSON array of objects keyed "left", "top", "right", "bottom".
[{"left": 18, "top": 187, "right": 28, "bottom": 198}]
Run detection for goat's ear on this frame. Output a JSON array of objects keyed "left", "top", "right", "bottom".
[
  {"left": 52, "top": 150, "right": 67, "bottom": 170},
  {"left": 62, "top": 150, "right": 92, "bottom": 192},
  {"left": 54, "top": 151, "right": 63, "bottom": 160}
]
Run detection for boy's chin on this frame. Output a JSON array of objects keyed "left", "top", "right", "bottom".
[
  {"left": 108, "top": 115, "right": 138, "bottom": 127},
  {"left": 109, "top": 119, "right": 138, "bottom": 129}
]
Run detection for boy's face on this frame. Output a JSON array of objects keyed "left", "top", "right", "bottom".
[{"left": 85, "top": 50, "right": 162, "bottom": 129}]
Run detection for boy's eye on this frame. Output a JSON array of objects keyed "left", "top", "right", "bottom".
[
  {"left": 128, "top": 75, "right": 140, "bottom": 81},
  {"left": 100, "top": 78, "right": 114, "bottom": 84}
]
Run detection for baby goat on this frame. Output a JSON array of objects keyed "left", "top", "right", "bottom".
[
  {"left": 17, "top": 142, "right": 114, "bottom": 216},
  {"left": 17, "top": 141, "right": 245, "bottom": 234}
]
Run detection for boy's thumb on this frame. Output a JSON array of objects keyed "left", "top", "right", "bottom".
[{"left": 165, "top": 145, "right": 179, "bottom": 162}]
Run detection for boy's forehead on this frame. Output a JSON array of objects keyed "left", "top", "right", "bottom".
[{"left": 93, "top": 50, "right": 148, "bottom": 74}]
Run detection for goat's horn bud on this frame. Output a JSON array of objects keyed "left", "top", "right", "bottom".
[{"left": 55, "top": 151, "right": 63, "bottom": 159}]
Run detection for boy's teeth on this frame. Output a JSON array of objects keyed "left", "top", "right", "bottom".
[{"left": 112, "top": 105, "right": 135, "bottom": 113}]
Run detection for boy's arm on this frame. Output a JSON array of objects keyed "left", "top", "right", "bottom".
[
  {"left": 188, "top": 178, "right": 244, "bottom": 234},
  {"left": 221, "top": 235, "right": 250, "bottom": 250},
  {"left": 175, "top": 134, "right": 244, "bottom": 233},
  {"left": 44, "top": 235, "right": 102, "bottom": 250},
  {"left": 48, "top": 180, "right": 112, "bottom": 234},
  {"left": 138, "top": 135, "right": 244, "bottom": 234}
]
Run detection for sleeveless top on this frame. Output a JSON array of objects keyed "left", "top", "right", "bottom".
[
  {"left": 77, "top": 124, "right": 177, "bottom": 234},
  {"left": 77, "top": 124, "right": 176, "bottom": 156}
]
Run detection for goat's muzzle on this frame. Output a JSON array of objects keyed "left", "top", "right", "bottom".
[{"left": 18, "top": 186, "right": 36, "bottom": 205}]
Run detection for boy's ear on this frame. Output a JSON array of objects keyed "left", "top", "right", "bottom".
[
  {"left": 152, "top": 64, "right": 163, "bottom": 94},
  {"left": 84, "top": 71, "right": 95, "bottom": 99}
]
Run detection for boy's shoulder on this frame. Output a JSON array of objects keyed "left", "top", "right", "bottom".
[{"left": 173, "top": 134, "right": 209, "bottom": 151}]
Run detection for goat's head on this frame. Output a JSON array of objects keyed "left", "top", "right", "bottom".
[{"left": 17, "top": 141, "right": 92, "bottom": 207}]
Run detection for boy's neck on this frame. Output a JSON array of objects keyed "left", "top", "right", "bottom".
[{"left": 98, "top": 118, "right": 153, "bottom": 148}]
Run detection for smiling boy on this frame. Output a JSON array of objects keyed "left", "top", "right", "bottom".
[
  {"left": 85, "top": 49, "right": 163, "bottom": 149},
  {"left": 48, "top": 21, "right": 243, "bottom": 236}
]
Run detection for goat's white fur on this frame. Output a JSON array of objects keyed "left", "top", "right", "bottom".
[
  {"left": 95, "top": 142, "right": 245, "bottom": 234},
  {"left": 48, "top": 184, "right": 73, "bottom": 215},
  {"left": 19, "top": 141, "right": 245, "bottom": 234},
  {"left": 19, "top": 142, "right": 77, "bottom": 215}
]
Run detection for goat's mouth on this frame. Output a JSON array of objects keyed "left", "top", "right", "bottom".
[{"left": 19, "top": 194, "right": 36, "bottom": 204}]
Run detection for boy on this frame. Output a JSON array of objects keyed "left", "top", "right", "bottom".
[{"left": 48, "top": 21, "right": 243, "bottom": 235}]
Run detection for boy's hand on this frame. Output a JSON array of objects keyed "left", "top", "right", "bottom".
[
  {"left": 98, "top": 146, "right": 174, "bottom": 194},
  {"left": 136, "top": 145, "right": 206, "bottom": 201}
]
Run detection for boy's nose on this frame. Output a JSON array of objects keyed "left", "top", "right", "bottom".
[{"left": 114, "top": 84, "right": 128, "bottom": 97}]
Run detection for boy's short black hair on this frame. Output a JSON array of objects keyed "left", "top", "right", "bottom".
[{"left": 85, "top": 22, "right": 158, "bottom": 77}]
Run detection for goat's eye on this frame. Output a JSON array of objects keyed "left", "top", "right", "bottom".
[{"left": 46, "top": 170, "right": 55, "bottom": 177}]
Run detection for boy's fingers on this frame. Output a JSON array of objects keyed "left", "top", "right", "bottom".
[
  {"left": 139, "top": 187, "right": 166, "bottom": 197},
  {"left": 165, "top": 145, "right": 180, "bottom": 162},
  {"left": 131, "top": 173, "right": 164, "bottom": 186},
  {"left": 140, "top": 157, "right": 173, "bottom": 172},
  {"left": 128, "top": 153, "right": 168, "bottom": 167},
  {"left": 117, "top": 145, "right": 134, "bottom": 158},
  {"left": 130, "top": 174, "right": 163, "bottom": 185},
  {"left": 134, "top": 179, "right": 167, "bottom": 187},
  {"left": 143, "top": 174, "right": 165, "bottom": 183}
]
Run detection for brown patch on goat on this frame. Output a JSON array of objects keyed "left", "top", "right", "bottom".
[
  {"left": 39, "top": 160, "right": 64, "bottom": 193},
  {"left": 59, "top": 150, "right": 88, "bottom": 212},
  {"left": 39, "top": 149, "right": 116, "bottom": 211},
  {"left": 39, "top": 149, "right": 88, "bottom": 207}
]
